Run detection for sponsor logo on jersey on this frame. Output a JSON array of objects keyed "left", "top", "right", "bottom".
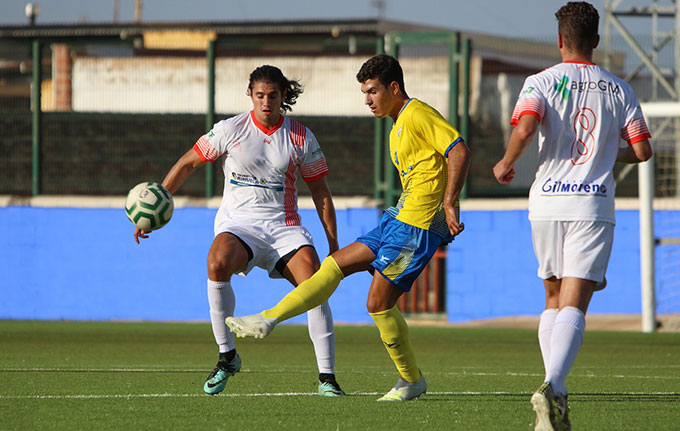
[
  {"left": 230, "top": 172, "right": 284, "bottom": 191},
  {"left": 554, "top": 76, "right": 571, "bottom": 100},
  {"left": 541, "top": 177, "right": 607, "bottom": 196},
  {"left": 522, "top": 87, "right": 535, "bottom": 95},
  {"left": 553, "top": 76, "right": 621, "bottom": 100},
  {"left": 571, "top": 80, "right": 621, "bottom": 94},
  {"left": 208, "top": 130, "right": 215, "bottom": 138},
  {"left": 264, "top": 138, "right": 272, "bottom": 145}
]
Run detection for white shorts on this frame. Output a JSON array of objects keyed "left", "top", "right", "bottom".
[
  {"left": 531, "top": 220, "right": 614, "bottom": 284},
  {"left": 214, "top": 217, "right": 314, "bottom": 279}
]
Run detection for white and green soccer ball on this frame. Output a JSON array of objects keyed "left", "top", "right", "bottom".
[{"left": 125, "top": 182, "right": 174, "bottom": 231}]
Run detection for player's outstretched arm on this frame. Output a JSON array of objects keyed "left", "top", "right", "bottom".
[
  {"left": 161, "top": 148, "right": 205, "bottom": 194},
  {"left": 133, "top": 148, "right": 204, "bottom": 244},
  {"left": 493, "top": 115, "right": 539, "bottom": 184}
]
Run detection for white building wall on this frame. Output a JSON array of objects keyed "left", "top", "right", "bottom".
[
  {"left": 72, "top": 57, "right": 208, "bottom": 113},
  {"left": 72, "top": 55, "right": 451, "bottom": 117}
]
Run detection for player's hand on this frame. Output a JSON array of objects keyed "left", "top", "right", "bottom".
[
  {"left": 492, "top": 160, "right": 516, "bottom": 184},
  {"left": 134, "top": 227, "right": 151, "bottom": 244},
  {"left": 445, "top": 205, "right": 465, "bottom": 237}
]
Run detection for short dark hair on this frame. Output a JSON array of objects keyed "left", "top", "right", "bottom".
[
  {"left": 555, "top": 2, "right": 599, "bottom": 53},
  {"left": 356, "top": 54, "right": 407, "bottom": 96},
  {"left": 247, "top": 65, "right": 303, "bottom": 113}
]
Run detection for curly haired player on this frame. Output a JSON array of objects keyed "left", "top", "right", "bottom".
[{"left": 134, "top": 65, "right": 345, "bottom": 397}]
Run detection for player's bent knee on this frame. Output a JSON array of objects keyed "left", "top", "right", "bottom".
[
  {"left": 366, "top": 298, "right": 391, "bottom": 314},
  {"left": 207, "top": 254, "right": 240, "bottom": 280}
]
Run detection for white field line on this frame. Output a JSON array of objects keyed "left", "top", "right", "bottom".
[
  {"left": 445, "top": 371, "right": 680, "bottom": 380},
  {"left": 1, "top": 391, "right": 679, "bottom": 400},
  {"left": 2, "top": 368, "right": 679, "bottom": 401}
]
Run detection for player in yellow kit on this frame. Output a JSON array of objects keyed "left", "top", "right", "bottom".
[{"left": 227, "top": 54, "right": 471, "bottom": 401}]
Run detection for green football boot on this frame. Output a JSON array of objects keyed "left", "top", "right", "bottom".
[{"left": 203, "top": 353, "right": 242, "bottom": 395}]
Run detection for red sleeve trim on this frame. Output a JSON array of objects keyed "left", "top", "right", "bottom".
[
  {"left": 193, "top": 142, "right": 209, "bottom": 162},
  {"left": 621, "top": 117, "right": 651, "bottom": 145},
  {"left": 193, "top": 135, "right": 220, "bottom": 162},
  {"left": 301, "top": 156, "right": 328, "bottom": 181},
  {"left": 303, "top": 170, "right": 329, "bottom": 183},
  {"left": 510, "top": 111, "right": 542, "bottom": 127},
  {"left": 628, "top": 133, "right": 651, "bottom": 145}
]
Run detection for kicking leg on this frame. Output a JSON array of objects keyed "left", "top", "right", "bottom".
[
  {"left": 226, "top": 242, "right": 373, "bottom": 338},
  {"left": 265, "top": 242, "right": 372, "bottom": 321}
]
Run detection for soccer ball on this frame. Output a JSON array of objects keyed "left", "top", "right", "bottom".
[{"left": 125, "top": 182, "right": 174, "bottom": 231}]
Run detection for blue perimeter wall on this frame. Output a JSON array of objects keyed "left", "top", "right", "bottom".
[{"left": 0, "top": 205, "right": 675, "bottom": 323}]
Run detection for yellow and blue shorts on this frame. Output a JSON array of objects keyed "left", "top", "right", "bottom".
[{"left": 357, "top": 211, "right": 445, "bottom": 292}]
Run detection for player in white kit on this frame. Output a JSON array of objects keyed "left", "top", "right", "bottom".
[
  {"left": 134, "top": 65, "right": 345, "bottom": 397},
  {"left": 493, "top": 3, "right": 653, "bottom": 430}
]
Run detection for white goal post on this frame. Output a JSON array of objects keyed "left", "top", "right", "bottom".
[{"left": 639, "top": 102, "right": 680, "bottom": 333}]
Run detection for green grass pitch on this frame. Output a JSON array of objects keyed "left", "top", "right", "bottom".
[{"left": 1, "top": 320, "right": 679, "bottom": 430}]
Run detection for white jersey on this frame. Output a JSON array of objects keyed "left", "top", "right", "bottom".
[
  {"left": 511, "top": 61, "right": 651, "bottom": 224},
  {"left": 193, "top": 111, "right": 328, "bottom": 226}
]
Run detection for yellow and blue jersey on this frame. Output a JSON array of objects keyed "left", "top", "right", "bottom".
[{"left": 385, "top": 98, "right": 463, "bottom": 240}]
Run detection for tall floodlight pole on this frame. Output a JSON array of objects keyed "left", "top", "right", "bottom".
[{"left": 135, "top": 0, "right": 143, "bottom": 23}]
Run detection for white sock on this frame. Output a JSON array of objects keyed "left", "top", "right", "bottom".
[
  {"left": 545, "top": 306, "right": 586, "bottom": 396},
  {"left": 538, "top": 309, "right": 559, "bottom": 375},
  {"left": 306, "top": 301, "right": 335, "bottom": 375},
  {"left": 207, "top": 280, "right": 236, "bottom": 353}
]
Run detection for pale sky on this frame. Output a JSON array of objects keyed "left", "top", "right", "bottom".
[{"left": 0, "top": 0, "right": 617, "bottom": 40}]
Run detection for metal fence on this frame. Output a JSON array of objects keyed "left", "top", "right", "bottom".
[
  {"left": 0, "top": 32, "right": 379, "bottom": 197},
  {"left": 1, "top": 26, "right": 674, "bottom": 200}
]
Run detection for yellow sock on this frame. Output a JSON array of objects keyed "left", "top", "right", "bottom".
[
  {"left": 262, "top": 256, "right": 343, "bottom": 322},
  {"left": 370, "top": 305, "right": 420, "bottom": 383}
]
